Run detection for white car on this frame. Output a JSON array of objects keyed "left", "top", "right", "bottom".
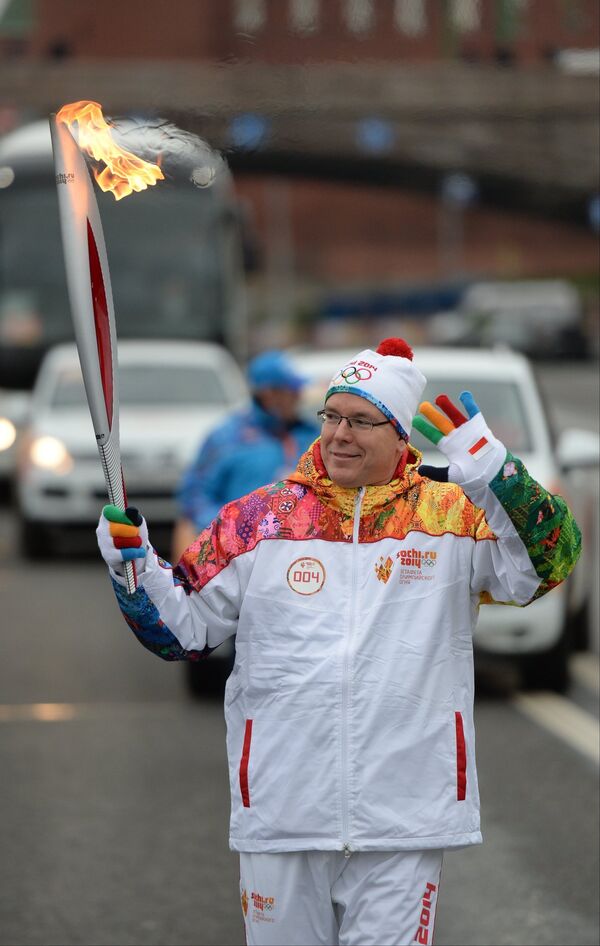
[
  {"left": 0, "top": 388, "right": 31, "bottom": 486},
  {"left": 286, "top": 345, "right": 598, "bottom": 693},
  {"left": 15, "top": 340, "right": 248, "bottom": 557}
]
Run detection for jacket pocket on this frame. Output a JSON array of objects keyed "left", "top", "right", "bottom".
[
  {"left": 455, "top": 711, "right": 467, "bottom": 801},
  {"left": 239, "top": 718, "right": 253, "bottom": 808}
]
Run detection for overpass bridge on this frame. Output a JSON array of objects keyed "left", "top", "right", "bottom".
[{"left": 2, "top": 59, "right": 598, "bottom": 221}]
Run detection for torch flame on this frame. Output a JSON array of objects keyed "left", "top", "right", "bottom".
[{"left": 56, "top": 100, "right": 164, "bottom": 200}]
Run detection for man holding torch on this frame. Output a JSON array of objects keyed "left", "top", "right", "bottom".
[{"left": 96, "top": 338, "right": 581, "bottom": 946}]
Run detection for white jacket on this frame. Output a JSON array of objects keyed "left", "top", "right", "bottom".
[{"left": 109, "top": 444, "right": 580, "bottom": 854}]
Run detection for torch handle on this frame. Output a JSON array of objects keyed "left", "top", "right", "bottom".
[{"left": 97, "top": 439, "right": 137, "bottom": 594}]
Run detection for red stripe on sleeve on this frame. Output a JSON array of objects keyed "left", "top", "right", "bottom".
[
  {"left": 455, "top": 711, "right": 467, "bottom": 801},
  {"left": 239, "top": 719, "right": 253, "bottom": 808}
]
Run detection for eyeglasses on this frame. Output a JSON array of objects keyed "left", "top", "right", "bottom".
[{"left": 317, "top": 409, "right": 391, "bottom": 432}]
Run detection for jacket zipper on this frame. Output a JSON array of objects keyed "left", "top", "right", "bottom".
[{"left": 340, "top": 487, "right": 364, "bottom": 855}]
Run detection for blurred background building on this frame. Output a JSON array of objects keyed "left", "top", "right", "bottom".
[{"left": 1, "top": 0, "right": 598, "bottom": 352}]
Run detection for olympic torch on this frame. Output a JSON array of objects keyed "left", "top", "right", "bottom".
[{"left": 49, "top": 103, "right": 163, "bottom": 593}]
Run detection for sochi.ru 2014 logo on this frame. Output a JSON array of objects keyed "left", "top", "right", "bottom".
[
  {"left": 287, "top": 557, "right": 326, "bottom": 595},
  {"left": 251, "top": 891, "right": 275, "bottom": 912},
  {"left": 375, "top": 549, "right": 438, "bottom": 584},
  {"left": 398, "top": 549, "right": 437, "bottom": 568},
  {"left": 397, "top": 548, "right": 438, "bottom": 584},
  {"left": 249, "top": 890, "right": 276, "bottom": 924}
]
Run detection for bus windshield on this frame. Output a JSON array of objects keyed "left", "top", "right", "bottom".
[{"left": 0, "top": 173, "right": 236, "bottom": 388}]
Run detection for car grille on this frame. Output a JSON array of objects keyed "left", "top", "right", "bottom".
[{"left": 91, "top": 487, "right": 173, "bottom": 500}]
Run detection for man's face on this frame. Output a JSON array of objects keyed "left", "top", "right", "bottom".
[
  {"left": 257, "top": 386, "right": 301, "bottom": 424},
  {"left": 320, "top": 393, "right": 406, "bottom": 488}
]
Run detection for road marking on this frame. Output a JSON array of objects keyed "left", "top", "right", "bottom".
[
  {"left": 512, "top": 692, "right": 599, "bottom": 765},
  {"left": 571, "top": 652, "right": 600, "bottom": 693},
  {"left": 0, "top": 703, "right": 77, "bottom": 722},
  {"left": 0, "top": 701, "right": 185, "bottom": 723}
]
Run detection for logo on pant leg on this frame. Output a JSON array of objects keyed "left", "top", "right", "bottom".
[
  {"left": 241, "top": 888, "right": 248, "bottom": 916},
  {"left": 415, "top": 882, "right": 438, "bottom": 944},
  {"left": 250, "top": 890, "right": 276, "bottom": 923}
]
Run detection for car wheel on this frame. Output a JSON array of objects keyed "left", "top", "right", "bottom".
[
  {"left": 184, "top": 658, "right": 231, "bottom": 699},
  {"left": 520, "top": 624, "right": 571, "bottom": 694},
  {"left": 20, "top": 518, "right": 54, "bottom": 560}
]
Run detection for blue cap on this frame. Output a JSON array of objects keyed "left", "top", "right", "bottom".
[{"left": 247, "top": 351, "right": 306, "bottom": 391}]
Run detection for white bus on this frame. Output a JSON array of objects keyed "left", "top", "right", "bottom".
[{"left": 0, "top": 118, "right": 249, "bottom": 392}]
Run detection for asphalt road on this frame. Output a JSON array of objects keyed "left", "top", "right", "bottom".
[
  {"left": 0, "top": 360, "right": 598, "bottom": 946},
  {"left": 0, "top": 519, "right": 598, "bottom": 946}
]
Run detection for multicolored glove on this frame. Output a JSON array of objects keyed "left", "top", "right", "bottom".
[
  {"left": 413, "top": 391, "right": 507, "bottom": 486},
  {"left": 96, "top": 504, "right": 149, "bottom": 573}
]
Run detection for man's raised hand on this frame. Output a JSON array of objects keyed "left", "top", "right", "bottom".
[{"left": 413, "top": 391, "right": 507, "bottom": 486}]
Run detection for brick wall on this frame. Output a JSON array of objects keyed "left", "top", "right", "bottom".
[
  {"left": 27, "top": 0, "right": 600, "bottom": 65},
  {"left": 236, "top": 174, "right": 600, "bottom": 288}
]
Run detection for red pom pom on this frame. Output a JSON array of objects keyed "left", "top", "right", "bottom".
[{"left": 376, "top": 338, "right": 413, "bottom": 360}]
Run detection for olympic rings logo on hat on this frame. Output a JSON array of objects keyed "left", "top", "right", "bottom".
[{"left": 333, "top": 365, "right": 372, "bottom": 385}]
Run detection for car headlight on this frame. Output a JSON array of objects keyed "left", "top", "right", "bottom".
[
  {"left": 29, "top": 436, "right": 74, "bottom": 474},
  {"left": 0, "top": 417, "right": 17, "bottom": 452}
]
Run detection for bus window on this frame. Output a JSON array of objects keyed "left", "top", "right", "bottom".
[{"left": 0, "top": 120, "right": 247, "bottom": 390}]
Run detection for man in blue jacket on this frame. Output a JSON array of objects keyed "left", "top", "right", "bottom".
[{"left": 172, "top": 349, "right": 319, "bottom": 559}]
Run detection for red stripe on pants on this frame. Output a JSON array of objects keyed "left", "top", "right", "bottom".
[
  {"left": 239, "top": 719, "right": 253, "bottom": 808},
  {"left": 455, "top": 712, "right": 467, "bottom": 801}
]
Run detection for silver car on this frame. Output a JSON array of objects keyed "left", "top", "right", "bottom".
[{"left": 15, "top": 339, "right": 248, "bottom": 557}]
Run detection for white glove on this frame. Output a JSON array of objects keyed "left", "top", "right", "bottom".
[
  {"left": 96, "top": 504, "right": 149, "bottom": 575},
  {"left": 413, "top": 392, "right": 506, "bottom": 487}
]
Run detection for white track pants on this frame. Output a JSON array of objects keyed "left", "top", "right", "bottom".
[{"left": 239, "top": 848, "right": 443, "bottom": 946}]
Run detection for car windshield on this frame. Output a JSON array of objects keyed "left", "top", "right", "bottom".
[
  {"left": 301, "top": 372, "right": 533, "bottom": 454},
  {"left": 51, "top": 364, "right": 228, "bottom": 408}
]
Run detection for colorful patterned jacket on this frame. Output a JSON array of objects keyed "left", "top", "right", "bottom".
[{"left": 110, "top": 440, "right": 580, "bottom": 854}]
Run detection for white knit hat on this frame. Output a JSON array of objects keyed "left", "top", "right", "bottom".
[{"left": 325, "top": 338, "right": 427, "bottom": 439}]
